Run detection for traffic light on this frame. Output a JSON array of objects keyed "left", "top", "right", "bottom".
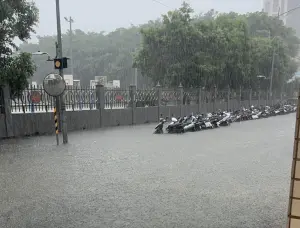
[
  {"left": 54, "top": 57, "right": 68, "bottom": 69},
  {"left": 54, "top": 58, "right": 62, "bottom": 69}
]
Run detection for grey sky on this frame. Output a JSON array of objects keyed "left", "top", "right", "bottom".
[{"left": 31, "top": 0, "right": 262, "bottom": 40}]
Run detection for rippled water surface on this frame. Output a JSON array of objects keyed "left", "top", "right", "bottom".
[{"left": 0, "top": 114, "right": 296, "bottom": 228}]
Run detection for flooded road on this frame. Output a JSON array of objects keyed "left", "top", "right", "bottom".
[{"left": 0, "top": 114, "right": 295, "bottom": 228}]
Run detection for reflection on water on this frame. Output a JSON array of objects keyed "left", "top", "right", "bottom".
[{"left": 0, "top": 114, "right": 295, "bottom": 228}]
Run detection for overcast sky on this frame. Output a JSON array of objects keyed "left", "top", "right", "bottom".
[{"left": 31, "top": 0, "right": 262, "bottom": 40}]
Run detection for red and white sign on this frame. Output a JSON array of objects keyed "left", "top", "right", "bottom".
[{"left": 30, "top": 91, "right": 41, "bottom": 104}]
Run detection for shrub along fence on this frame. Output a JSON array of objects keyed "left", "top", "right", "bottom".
[{"left": 0, "top": 83, "right": 287, "bottom": 138}]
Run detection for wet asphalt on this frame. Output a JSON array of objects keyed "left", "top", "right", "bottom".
[{"left": 0, "top": 113, "right": 296, "bottom": 228}]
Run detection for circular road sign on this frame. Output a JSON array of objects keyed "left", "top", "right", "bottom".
[
  {"left": 43, "top": 73, "right": 66, "bottom": 97},
  {"left": 30, "top": 91, "right": 41, "bottom": 104}
]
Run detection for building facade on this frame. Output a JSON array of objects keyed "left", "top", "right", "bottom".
[
  {"left": 263, "top": 0, "right": 288, "bottom": 23},
  {"left": 263, "top": 0, "right": 300, "bottom": 36},
  {"left": 285, "top": 0, "right": 300, "bottom": 37}
]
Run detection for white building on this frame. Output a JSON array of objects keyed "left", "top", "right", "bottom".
[
  {"left": 31, "top": 81, "right": 38, "bottom": 88},
  {"left": 113, "top": 80, "right": 120, "bottom": 88},
  {"left": 90, "top": 80, "right": 97, "bottom": 88},
  {"left": 94, "top": 76, "right": 107, "bottom": 86},
  {"left": 64, "top": 74, "right": 73, "bottom": 86},
  {"left": 263, "top": 0, "right": 300, "bottom": 37},
  {"left": 106, "top": 81, "right": 114, "bottom": 88},
  {"left": 263, "top": 0, "right": 288, "bottom": 24},
  {"left": 73, "top": 80, "right": 80, "bottom": 88}
]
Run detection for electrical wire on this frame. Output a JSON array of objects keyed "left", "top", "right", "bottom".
[
  {"left": 279, "top": 5, "right": 300, "bottom": 17},
  {"left": 151, "top": 0, "right": 168, "bottom": 8}
]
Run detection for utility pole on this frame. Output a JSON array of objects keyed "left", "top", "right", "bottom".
[
  {"left": 64, "top": 16, "right": 74, "bottom": 78},
  {"left": 269, "top": 42, "right": 276, "bottom": 103},
  {"left": 54, "top": 42, "right": 61, "bottom": 132},
  {"left": 134, "top": 68, "right": 138, "bottom": 88},
  {"left": 269, "top": 8, "right": 280, "bottom": 105},
  {"left": 55, "top": 0, "right": 68, "bottom": 144},
  {"left": 132, "top": 47, "right": 138, "bottom": 88}
]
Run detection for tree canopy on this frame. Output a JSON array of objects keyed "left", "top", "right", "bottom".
[
  {"left": 19, "top": 2, "right": 300, "bottom": 91},
  {"left": 0, "top": 53, "right": 36, "bottom": 98},
  {"left": 135, "top": 3, "right": 300, "bottom": 90},
  {"left": 19, "top": 26, "right": 145, "bottom": 88},
  {"left": 0, "top": 0, "right": 39, "bottom": 96}
]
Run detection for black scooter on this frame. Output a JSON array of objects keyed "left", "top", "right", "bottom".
[
  {"left": 154, "top": 117, "right": 168, "bottom": 134},
  {"left": 166, "top": 117, "right": 187, "bottom": 133}
]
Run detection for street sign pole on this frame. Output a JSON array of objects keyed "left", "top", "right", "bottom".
[
  {"left": 55, "top": 0, "right": 68, "bottom": 144},
  {"left": 54, "top": 106, "right": 59, "bottom": 145},
  {"left": 54, "top": 42, "right": 61, "bottom": 132},
  {"left": 43, "top": 73, "right": 66, "bottom": 145}
]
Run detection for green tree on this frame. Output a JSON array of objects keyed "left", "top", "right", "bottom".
[
  {"left": 134, "top": 2, "right": 203, "bottom": 87},
  {"left": 245, "top": 11, "right": 300, "bottom": 90},
  {"left": 0, "top": 0, "right": 38, "bottom": 95},
  {"left": 134, "top": 2, "right": 300, "bottom": 91},
  {"left": 18, "top": 2, "right": 299, "bottom": 92},
  {"left": 0, "top": 53, "right": 36, "bottom": 98},
  {"left": 19, "top": 27, "right": 145, "bottom": 88},
  {"left": 0, "top": 0, "right": 38, "bottom": 56}
]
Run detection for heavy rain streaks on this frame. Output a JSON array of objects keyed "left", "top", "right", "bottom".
[{"left": 0, "top": 114, "right": 294, "bottom": 228}]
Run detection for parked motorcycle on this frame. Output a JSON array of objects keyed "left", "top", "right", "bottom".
[
  {"left": 154, "top": 117, "right": 168, "bottom": 134},
  {"left": 166, "top": 117, "right": 185, "bottom": 133},
  {"left": 196, "top": 114, "right": 214, "bottom": 129},
  {"left": 183, "top": 115, "right": 197, "bottom": 133},
  {"left": 155, "top": 102, "right": 296, "bottom": 134},
  {"left": 217, "top": 112, "right": 231, "bottom": 126}
]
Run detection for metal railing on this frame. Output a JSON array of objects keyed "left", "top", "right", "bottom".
[
  {"left": 105, "top": 88, "right": 130, "bottom": 109},
  {"left": 135, "top": 89, "right": 158, "bottom": 107},
  {"left": 8, "top": 85, "right": 285, "bottom": 113},
  {"left": 11, "top": 86, "right": 98, "bottom": 113},
  {"left": 11, "top": 85, "right": 54, "bottom": 113},
  {"left": 161, "top": 89, "right": 180, "bottom": 106},
  {"left": 183, "top": 89, "right": 198, "bottom": 105},
  {"left": 64, "top": 87, "right": 97, "bottom": 111}
]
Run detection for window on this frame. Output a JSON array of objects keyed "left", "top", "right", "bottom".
[
  {"left": 273, "top": 0, "right": 279, "bottom": 12},
  {"left": 264, "top": 1, "right": 271, "bottom": 13}
]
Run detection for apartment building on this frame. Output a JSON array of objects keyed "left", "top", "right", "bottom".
[
  {"left": 263, "top": 0, "right": 288, "bottom": 23},
  {"left": 263, "top": 0, "right": 300, "bottom": 36},
  {"left": 285, "top": 0, "right": 300, "bottom": 37}
]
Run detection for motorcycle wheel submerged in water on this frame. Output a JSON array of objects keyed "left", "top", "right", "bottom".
[
  {"left": 154, "top": 128, "right": 163, "bottom": 134},
  {"left": 154, "top": 117, "right": 168, "bottom": 134},
  {"left": 166, "top": 125, "right": 185, "bottom": 133},
  {"left": 219, "top": 121, "right": 230, "bottom": 126}
]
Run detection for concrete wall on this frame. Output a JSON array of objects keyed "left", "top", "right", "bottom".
[
  {"left": 0, "top": 81, "right": 281, "bottom": 139},
  {"left": 161, "top": 106, "right": 181, "bottom": 118},
  {"left": 102, "top": 109, "right": 132, "bottom": 127},
  {"left": 136, "top": 107, "right": 159, "bottom": 124},
  {"left": 67, "top": 110, "right": 100, "bottom": 130},
  {"left": 0, "top": 99, "right": 270, "bottom": 138},
  {"left": 13, "top": 113, "right": 54, "bottom": 136},
  {"left": 0, "top": 114, "right": 6, "bottom": 138},
  {"left": 11, "top": 110, "right": 100, "bottom": 137}
]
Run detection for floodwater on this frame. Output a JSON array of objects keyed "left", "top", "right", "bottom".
[{"left": 0, "top": 114, "right": 296, "bottom": 228}]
